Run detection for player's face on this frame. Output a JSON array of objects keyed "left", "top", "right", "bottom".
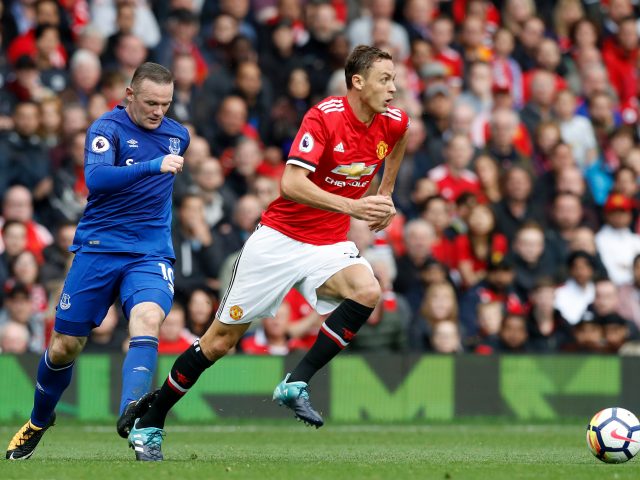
[
  {"left": 126, "top": 79, "right": 173, "bottom": 130},
  {"left": 360, "top": 58, "right": 396, "bottom": 113}
]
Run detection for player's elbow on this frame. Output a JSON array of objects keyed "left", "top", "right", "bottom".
[{"left": 279, "top": 177, "right": 298, "bottom": 202}]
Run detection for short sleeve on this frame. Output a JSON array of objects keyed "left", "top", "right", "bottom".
[
  {"left": 85, "top": 119, "right": 118, "bottom": 166},
  {"left": 287, "top": 108, "right": 327, "bottom": 173}
]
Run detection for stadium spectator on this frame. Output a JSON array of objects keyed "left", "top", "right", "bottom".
[
  {"left": 216, "top": 193, "right": 263, "bottom": 261},
  {"left": 520, "top": 70, "right": 557, "bottom": 139},
  {"left": 474, "top": 154, "right": 502, "bottom": 203},
  {"left": 420, "top": 195, "right": 456, "bottom": 270},
  {"left": 0, "top": 185, "right": 53, "bottom": 263},
  {"left": 491, "top": 27, "right": 524, "bottom": 108},
  {"left": 0, "top": 220, "right": 28, "bottom": 291},
  {"left": 602, "top": 16, "right": 638, "bottom": 105},
  {"left": 429, "top": 320, "right": 464, "bottom": 353},
  {"left": 153, "top": 9, "right": 207, "bottom": 87},
  {"left": 429, "top": 16, "right": 463, "bottom": 89},
  {"left": 564, "top": 313, "right": 605, "bottom": 352},
  {"left": 528, "top": 277, "right": 573, "bottom": 352},
  {"left": 484, "top": 107, "right": 531, "bottom": 172},
  {"left": 0, "top": 101, "right": 52, "bottom": 204},
  {"left": 428, "top": 133, "right": 480, "bottom": 203},
  {"left": 555, "top": 88, "right": 598, "bottom": 169},
  {"left": 172, "top": 193, "right": 226, "bottom": 299},
  {"left": 91, "top": 0, "right": 161, "bottom": 50},
  {"left": 465, "top": 300, "right": 502, "bottom": 351},
  {"left": 393, "top": 219, "right": 436, "bottom": 315},
  {"left": 493, "top": 166, "right": 544, "bottom": 242},
  {"left": 454, "top": 203, "right": 508, "bottom": 288},
  {"left": 421, "top": 82, "right": 453, "bottom": 166},
  {"left": 459, "top": 256, "right": 522, "bottom": 337},
  {"left": 513, "top": 16, "right": 545, "bottom": 72},
  {"left": 554, "top": 251, "right": 597, "bottom": 325},
  {"left": 185, "top": 287, "right": 216, "bottom": 338},
  {"left": 49, "top": 130, "right": 88, "bottom": 226},
  {"left": 600, "top": 312, "right": 638, "bottom": 354},
  {"left": 8, "top": 250, "right": 47, "bottom": 313},
  {"left": 508, "top": 222, "right": 559, "bottom": 297},
  {"left": 0, "top": 320, "right": 30, "bottom": 354},
  {"left": 0, "top": 281, "right": 44, "bottom": 353},
  {"left": 157, "top": 302, "right": 195, "bottom": 355},
  {"left": 40, "top": 222, "right": 75, "bottom": 288},
  {"left": 411, "top": 280, "right": 459, "bottom": 351},
  {"left": 84, "top": 305, "right": 128, "bottom": 353},
  {"left": 225, "top": 137, "right": 264, "bottom": 197},
  {"left": 192, "top": 157, "right": 236, "bottom": 230},
  {"left": 239, "top": 301, "right": 306, "bottom": 355},
  {"left": 348, "top": 0, "right": 409, "bottom": 61},
  {"left": 618, "top": 254, "right": 640, "bottom": 330},
  {"left": 477, "top": 312, "right": 531, "bottom": 353},
  {"left": 595, "top": 193, "right": 640, "bottom": 285},
  {"left": 166, "top": 53, "right": 199, "bottom": 125}
]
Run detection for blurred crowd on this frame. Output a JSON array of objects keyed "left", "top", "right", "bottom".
[{"left": 2, "top": 0, "right": 640, "bottom": 356}]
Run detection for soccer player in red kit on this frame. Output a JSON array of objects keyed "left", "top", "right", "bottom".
[{"left": 127, "top": 45, "right": 410, "bottom": 461}]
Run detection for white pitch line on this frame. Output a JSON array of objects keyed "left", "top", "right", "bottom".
[{"left": 75, "top": 424, "right": 578, "bottom": 434}]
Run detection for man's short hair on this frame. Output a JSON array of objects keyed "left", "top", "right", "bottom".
[
  {"left": 130, "top": 62, "right": 173, "bottom": 91},
  {"left": 344, "top": 45, "right": 392, "bottom": 90}
]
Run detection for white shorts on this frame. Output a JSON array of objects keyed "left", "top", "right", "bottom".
[{"left": 216, "top": 225, "right": 372, "bottom": 324}]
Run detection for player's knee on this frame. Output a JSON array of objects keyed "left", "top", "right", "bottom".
[
  {"left": 351, "top": 279, "right": 381, "bottom": 308},
  {"left": 199, "top": 334, "right": 234, "bottom": 360},
  {"left": 130, "top": 304, "right": 165, "bottom": 336},
  {"left": 48, "top": 335, "right": 82, "bottom": 363}
]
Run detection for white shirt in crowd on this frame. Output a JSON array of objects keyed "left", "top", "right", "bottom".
[
  {"left": 595, "top": 225, "right": 640, "bottom": 285},
  {"left": 554, "top": 279, "right": 595, "bottom": 325}
]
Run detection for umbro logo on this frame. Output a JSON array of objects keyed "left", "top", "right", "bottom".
[
  {"left": 127, "top": 139, "right": 139, "bottom": 148},
  {"left": 334, "top": 142, "right": 345, "bottom": 152}
]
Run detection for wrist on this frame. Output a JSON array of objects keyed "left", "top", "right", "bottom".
[{"left": 149, "top": 156, "right": 164, "bottom": 174}]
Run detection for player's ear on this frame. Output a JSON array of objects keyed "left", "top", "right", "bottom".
[
  {"left": 352, "top": 74, "right": 364, "bottom": 91},
  {"left": 125, "top": 86, "right": 134, "bottom": 102}
]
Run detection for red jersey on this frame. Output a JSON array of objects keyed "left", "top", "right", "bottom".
[
  {"left": 260, "top": 96, "right": 409, "bottom": 245},
  {"left": 428, "top": 165, "right": 481, "bottom": 202}
]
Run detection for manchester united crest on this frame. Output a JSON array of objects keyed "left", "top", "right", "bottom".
[
  {"left": 229, "top": 305, "right": 244, "bottom": 321},
  {"left": 376, "top": 141, "right": 389, "bottom": 160}
]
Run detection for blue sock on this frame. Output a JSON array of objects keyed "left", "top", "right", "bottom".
[
  {"left": 31, "top": 350, "right": 74, "bottom": 427},
  {"left": 119, "top": 336, "right": 159, "bottom": 415}
]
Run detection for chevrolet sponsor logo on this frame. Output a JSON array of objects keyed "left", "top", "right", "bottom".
[{"left": 331, "top": 163, "right": 376, "bottom": 179}]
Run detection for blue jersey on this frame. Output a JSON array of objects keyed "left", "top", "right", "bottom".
[{"left": 72, "top": 106, "right": 190, "bottom": 260}]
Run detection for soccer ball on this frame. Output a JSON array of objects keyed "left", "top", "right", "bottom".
[{"left": 586, "top": 407, "right": 640, "bottom": 463}]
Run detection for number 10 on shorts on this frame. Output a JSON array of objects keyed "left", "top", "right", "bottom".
[{"left": 158, "top": 262, "right": 175, "bottom": 294}]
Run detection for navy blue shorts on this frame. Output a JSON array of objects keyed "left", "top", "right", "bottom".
[{"left": 54, "top": 251, "right": 175, "bottom": 337}]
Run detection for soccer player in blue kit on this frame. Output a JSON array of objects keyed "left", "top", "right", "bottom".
[{"left": 6, "top": 62, "right": 190, "bottom": 460}]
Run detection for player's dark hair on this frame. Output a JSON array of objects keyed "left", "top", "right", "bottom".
[
  {"left": 344, "top": 45, "right": 392, "bottom": 90},
  {"left": 130, "top": 62, "right": 173, "bottom": 91}
]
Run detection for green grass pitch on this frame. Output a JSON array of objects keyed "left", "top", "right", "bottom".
[{"left": 1, "top": 422, "right": 639, "bottom": 479}]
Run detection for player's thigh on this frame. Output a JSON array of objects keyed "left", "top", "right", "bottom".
[
  {"left": 216, "top": 226, "right": 305, "bottom": 325},
  {"left": 298, "top": 240, "right": 376, "bottom": 314},
  {"left": 54, "top": 252, "right": 122, "bottom": 337},
  {"left": 120, "top": 256, "right": 174, "bottom": 320}
]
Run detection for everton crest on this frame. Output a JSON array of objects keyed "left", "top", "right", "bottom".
[{"left": 169, "top": 137, "right": 181, "bottom": 154}]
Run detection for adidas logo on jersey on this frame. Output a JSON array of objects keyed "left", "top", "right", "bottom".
[
  {"left": 127, "top": 139, "right": 139, "bottom": 148},
  {"left": 334, "top": 142, "right": 345, "bottom": 153}
]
